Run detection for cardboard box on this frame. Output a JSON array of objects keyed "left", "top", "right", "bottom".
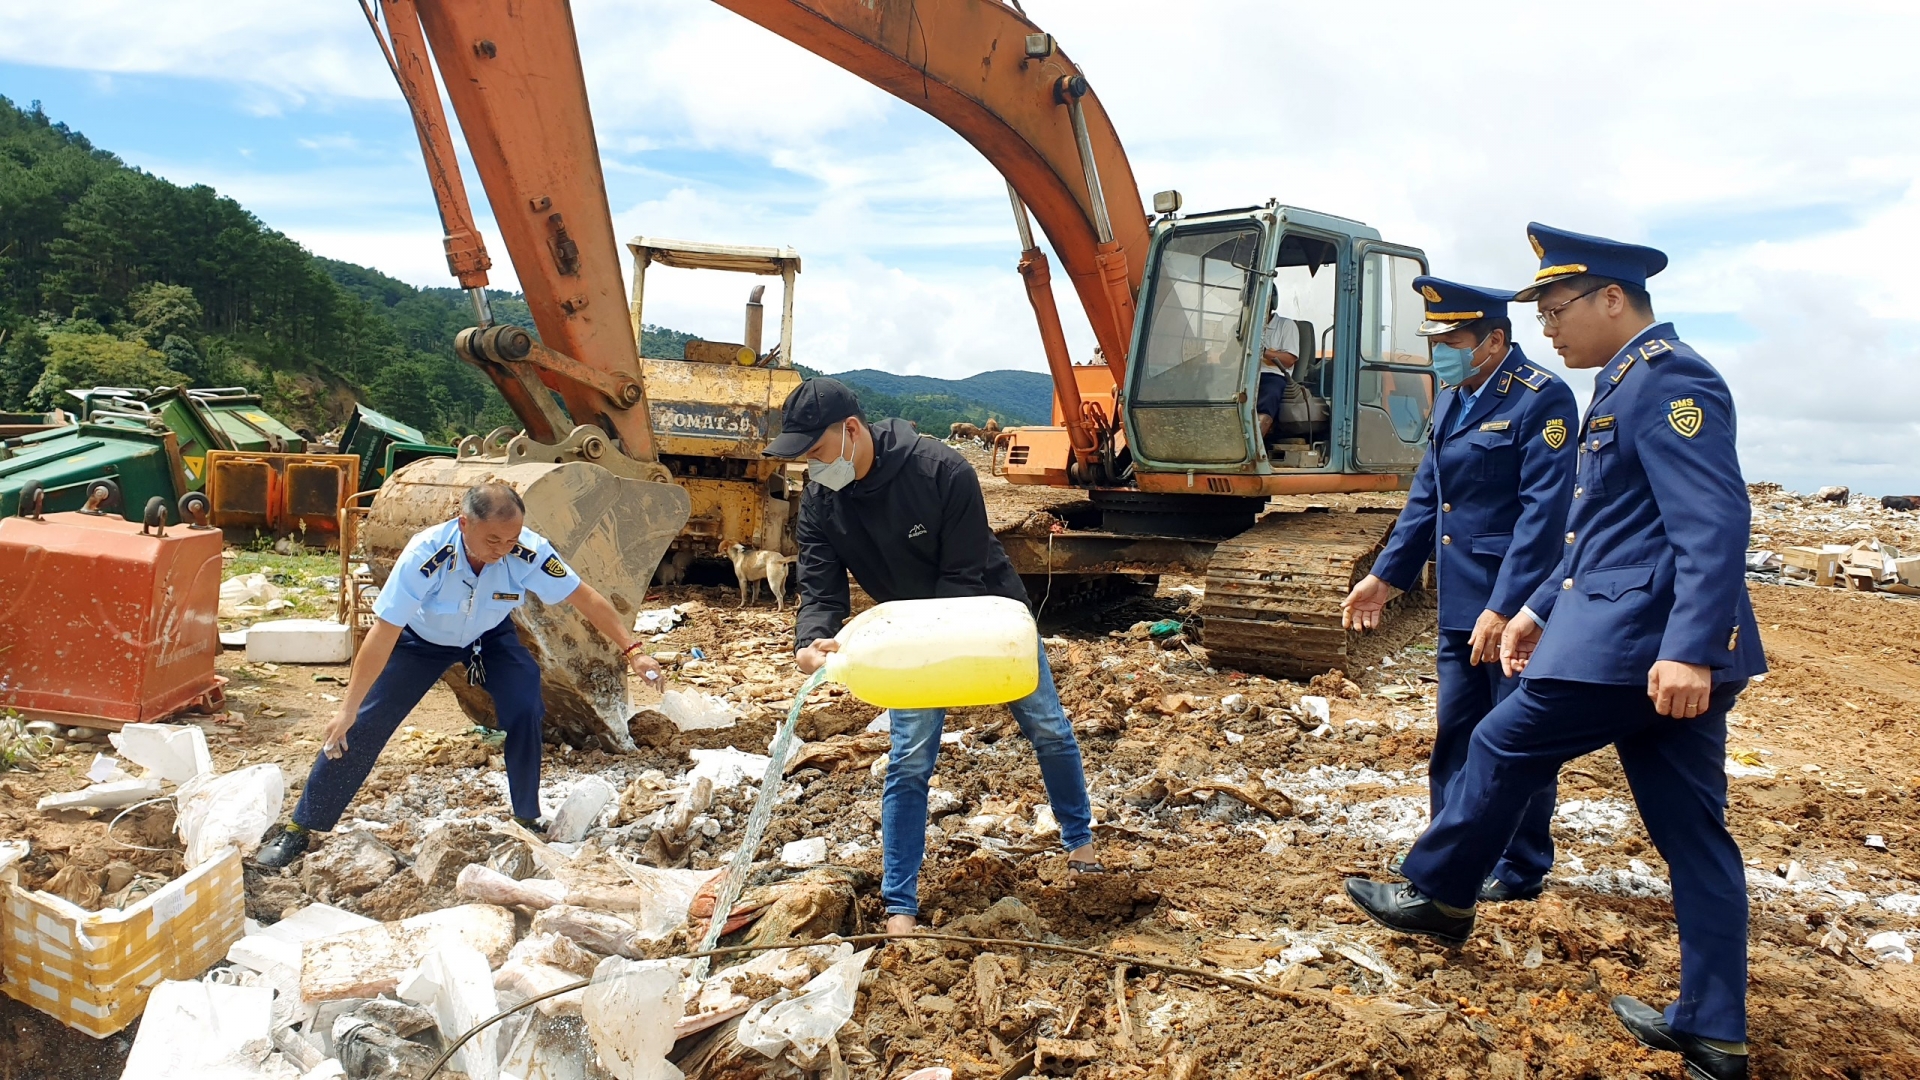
[{"left": 1, "top": 847, "right": 244, "bottom": 1037}]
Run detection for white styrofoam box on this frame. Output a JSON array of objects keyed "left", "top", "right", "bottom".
[{"left": 245, "top": 619, "right": 353, "bottom": 664}]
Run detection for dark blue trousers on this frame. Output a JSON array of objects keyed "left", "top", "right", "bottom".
[
  {"left": 1402, "top": 677, "right": 1750, "bottom": 1042},
  {"left": 291, "top": 619, "right": 545, "bottom": 830},
  {"left": 1432, "top": 629, "right": 1557, "bottom": 890}
]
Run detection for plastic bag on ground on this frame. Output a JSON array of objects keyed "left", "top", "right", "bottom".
[
  {"left": 735, "top": 947, "right": 873, "bottom": 1068},
  {"left": 632, "top": 607, "right": 685, "bottom": 634},
  {"left": 120, "top": 979, "right": 275, "bottom": 1079},
  {"left": 111, "top": 723, "right": 213, "bottom": 785},
  {"left": 606, "top": 857, "right": 718, "bottom": 941},
  {"left": 660, "top": 690, "right": 741, "bottom": 732},
  {"left": 582, "top": 956, "right": 685, "bottom": 1080},
  {"left": 219, "top": 573, "right": 284, "bottom": 618},
  {"left": 176, "top": 763, "right": 286, "bottom": 867},
  {"left": 685, "top": 748, "right": 770, "bottom": 793}
]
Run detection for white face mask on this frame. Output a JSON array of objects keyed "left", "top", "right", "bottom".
[{"left": 807, "top": 422, "right": 857, "bottom": 491}]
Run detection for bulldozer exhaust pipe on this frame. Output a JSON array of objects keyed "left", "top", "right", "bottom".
[{"left": 744, "top": 284, "right": 766, "bottom": 358}]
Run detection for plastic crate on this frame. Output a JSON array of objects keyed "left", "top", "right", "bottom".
[{"left": 1, "top": 847, "right": 244, "bottom": 1037}]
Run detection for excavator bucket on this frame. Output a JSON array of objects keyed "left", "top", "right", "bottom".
[{"left": 360, "top": 456, "right": 691, "bottom": 750}]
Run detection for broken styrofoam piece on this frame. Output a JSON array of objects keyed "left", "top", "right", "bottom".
[
  {"left": 228, "top": 902, "right": 378, "bottom": 983},
  {"left": 301, "top": 904, "right": 518, "bottom": 1002},
  {"left": 110, "top": 722, "right": 213, "bottom": 785},
  {"left": 780, "top": 837, "right": 827, "bottom": 868},
  {"left": 90, "top": 753, "right": 131, "bottom": 783},
  {"left": 35, "top": 775, "right": 163, "bottom": 811},
  {"left": 402, "top": 942, "right": 503, "bottom": 1080},
  {"left": 582, "top": 957, "right": 685, "bottom": 1080},
  {"left": 632, "top": 606, "right": 686, "bottom": 634},
  {"left": 1299, "top": 696, "right": 1331, "bottom": 724},
  {"left": 0, "top": 840, "right": 28, "bottom": 879},
  {"left": 686, "top": 748, "right": 772, "bottom": 793},
  {"left": 120, "top": 980, "right": 275, "bottom": 1080},
  {"left": 456, "top": 863, "right": 569, "bottom": 909},
  {"left": 176, "top": 763, "right": 285, "bottom": 867},
  {"left": 496, "top": 957, "right": 590, "bottom": 1017},
  {"left": 245, "top": 619, "right": 354, "bottom": 664},
  {"left": 549, "top": 776, "right": 617, "bottom": 843},
  {"left": 1866, "top": 931, "right": 1914, "bottom": 964},
  {"left": 735, "top": 947, "right": 874, "bottom": 1069},
  {"left": 660, "top": 689, "right": 741, "bottom": 732}
]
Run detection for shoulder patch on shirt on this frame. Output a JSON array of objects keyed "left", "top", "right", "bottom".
[
  {"left": 541, "top": 555, "right": 569, "bottom": 578},
  {"left": 1479, "top": 420, "right": 1511, "bottom": 432},
  {"left": 1496, "top": 371, "right": 1513, "bottom": 394},
  {"left": 1609, "top": 355, "right": 1639, "bottom": 383},
  {"left": 1668, "top": 398, "right": 1703, "bottom": 439},
  {"left": 419, "top": 544, "right": 456, "bottom": 576},
  {"left": 1511, "top": 365, "right": 1551, "bottom": 391},
  {"left": 1589, "top": 415, "right": 1616, "bottom": 432},
  {"left": 509, "top": 542, "right": 537, "bottom": 563},
  {"left": 1543, "top": 418, "right": 1568, "bottom": 449},
  {"left": 1639, "top": 338, "right": 1674, "bottom": 361}
]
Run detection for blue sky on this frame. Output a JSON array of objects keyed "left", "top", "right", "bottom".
[{"left": 4, "top": 0, "right": 1918, "bottom": 493}]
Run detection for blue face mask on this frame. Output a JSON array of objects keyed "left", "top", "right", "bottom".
[{"left": 1431, "top": 341, "right": 1487, "bottom": 387}]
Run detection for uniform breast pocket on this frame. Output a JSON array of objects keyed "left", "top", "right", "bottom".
[
  {"left": 1461, "top": 428, "right": 1517, "bottom": 480},
  {"left": 1581, "top": 563, "right": 1653, "bottom": 602},
  {"left": 1580, "top": 428, "right": 1617, "bottom": 497}
]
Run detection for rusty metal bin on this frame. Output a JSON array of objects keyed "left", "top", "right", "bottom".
[
  {"left": 0, "top": 508, "right": 224, "bottom": 729},
  {"left": 204, "top": 450, "right": 359, "bottom": 547}
]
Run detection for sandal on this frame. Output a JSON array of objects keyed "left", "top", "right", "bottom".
[{"left": 1066, "top": 858, "right": 1109, "bottom": 877}]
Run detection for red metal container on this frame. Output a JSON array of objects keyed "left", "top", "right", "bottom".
[{"left": 0, "top": 511, "right": 224, "bottom": 728}]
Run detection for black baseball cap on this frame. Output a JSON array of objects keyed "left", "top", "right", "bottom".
[{"left": 764, "top": 377, "right": 865, "bottom": 458}]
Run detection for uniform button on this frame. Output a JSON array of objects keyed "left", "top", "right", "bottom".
[
  {"left": 1591, "top": 439, "right": 1601, "bottom": 450},
  {"left": 1574, "top": 487, "right": 1583, "bottom": 498},
  {"left": 1441, "top": 502, "right": 1452, "bottom": 512},
  {"left": 1562, "top": 578, "right": 1574, "bottom": 590},
  {"left": 1441, "top": 535, "right": 1452, "bottom": 545},
  {"left": 1565, "top": 531, "right": 1576, "bottom": 544}
]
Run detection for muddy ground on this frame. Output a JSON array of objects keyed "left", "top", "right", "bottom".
[{"left": 5, "top": 474, "right": 1920, "bottom": 1079}]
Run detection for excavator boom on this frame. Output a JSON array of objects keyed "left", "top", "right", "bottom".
[{"left": 711, "top": 0, "right": 1149, "bottom": 382}]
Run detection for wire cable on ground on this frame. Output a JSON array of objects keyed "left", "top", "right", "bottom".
[{"left": 424, "top": 929, "right": 1323, "bottom": 1078}]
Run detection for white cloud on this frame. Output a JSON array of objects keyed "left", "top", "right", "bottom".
[{"left": 9, "top": 0, "right": 1920, "bottom": 485}]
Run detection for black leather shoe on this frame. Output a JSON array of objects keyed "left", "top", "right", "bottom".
[
  {"left": 514, "top": 816, "right": 548, "bottom": 836},
  {"left": 254, "top": 827, "right": 311, "bottom": 869},
  {"left": 1344, "top": 877, "right": 1475, "bottom": 947},
  {"left": 1478, "top": 876, "right": 1545, "bottom": 903},
  {"left": 1611, "top": 995, "right": 1748, "bottom": 1080}
]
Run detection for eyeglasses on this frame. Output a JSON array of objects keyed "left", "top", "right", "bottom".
[{"left": 1535, "top": 286, "right": 1605, "bottom": 329}]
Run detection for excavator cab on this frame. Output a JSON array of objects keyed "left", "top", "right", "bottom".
[{"left": 1122, "top": 203, "right": 1435, "bottom": 485}]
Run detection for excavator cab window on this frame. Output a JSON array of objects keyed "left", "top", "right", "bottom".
[
  {"left": 1354, "top": 246, "right": 1435, "bottom": 469},
  {"left": 1262, "top": 231, "right": 1339, "bottom": 464},
  {"left": 1129, "top": 223, "right": 1264, "bottom": 466}
]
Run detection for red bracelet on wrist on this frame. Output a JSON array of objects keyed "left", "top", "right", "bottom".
[{"left": 621, "top": 641, "right": 647, "bottom": 658}]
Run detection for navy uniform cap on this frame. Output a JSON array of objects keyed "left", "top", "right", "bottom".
[
  {"left": 763, "top": 377, "right": 865, "bottom": 457},
  {"left": 1411, "top": 276, "right": 1514, "bottom": 337},
  {"left": 1514, "top": 222, "right": 1669, "bottom": 302}
]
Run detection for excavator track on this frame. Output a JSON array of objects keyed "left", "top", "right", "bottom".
[{"left": 1200, "top": 509, "right": 1404, "bottom": 680}]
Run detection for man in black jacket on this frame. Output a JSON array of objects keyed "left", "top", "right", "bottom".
[{"left": 765, "top": 378, "right": 1101, "bottom": 938}]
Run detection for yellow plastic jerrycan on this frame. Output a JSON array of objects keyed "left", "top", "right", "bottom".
[{"left": 821, "top": 595, "right": 1040, "bottom": 709}]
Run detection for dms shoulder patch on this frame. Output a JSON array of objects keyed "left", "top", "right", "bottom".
[
  {"left": 419, "top": 544, "right": 456, "bottom": 576},
  {"left": 509, "top": 542, "right": 538, "bottom": 563},
  {"left": 541, "top": 554, "right": 569, "bottom": 578},
  {"left": 1543, "top": 418, "right": 1568, "bottom": 450},
  {"left": 1668, "top": 398, "right": 1703, "bottom": 439}
]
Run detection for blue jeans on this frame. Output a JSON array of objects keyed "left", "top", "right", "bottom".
[
  {"left": 291, "top": 620, "right": 545, "bottom": 830},
  {"left": 880, "top": 647, "right": 1094, "bottom": 916}
]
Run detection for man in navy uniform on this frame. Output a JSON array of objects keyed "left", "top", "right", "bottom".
[
  {"left": 1345, "top": 225, "right": 1766, "bottom": 1080},
  {"left": 255, "top": 481, "right": 663, "bottom": 868},
  {"left": 1342, "top": 276, "right": 1575, "bottom": 903}
]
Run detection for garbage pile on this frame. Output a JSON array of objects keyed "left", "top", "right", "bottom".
[{"left": 1745, "top": 482, "right": 1920, "bottom": 595}]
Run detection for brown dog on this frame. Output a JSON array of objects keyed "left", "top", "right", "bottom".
[{"left": 727, "top": 543, "right": 797, "bottom": 610}]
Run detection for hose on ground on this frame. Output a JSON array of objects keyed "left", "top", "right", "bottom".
[{"left": 423, "top": 929, "right": 1322, "bottom": 1077}]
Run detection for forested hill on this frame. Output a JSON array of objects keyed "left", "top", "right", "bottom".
[{"left": 0, "top": 95, "right": 1049, "bottom": 439}]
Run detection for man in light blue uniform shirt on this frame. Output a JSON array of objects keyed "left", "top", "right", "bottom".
[
  {"left": 255, "top": 481, "right": 661, "bottom": 868},
  {"left": 1344, "top": 277, "right": 1576, "bottom": 903},
  {"left": 1346, "top": 225, "right": 1764, "bottom": 1080}
]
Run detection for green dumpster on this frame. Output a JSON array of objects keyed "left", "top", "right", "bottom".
[
  {"left": 186, "top": 388, "right": 308, "bottom": 454},
  {"left": 340, "top": 405, "right": 448, "bottom": 491},
  {"left": 72, "top": 386, "right": 307, "bottom": 492},
  {"left": 0, "top": 419, "right": 188, "bottom": 521}
]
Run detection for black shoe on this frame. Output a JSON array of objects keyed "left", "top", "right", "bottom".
[
  {"left": 514, "top": 816, "right": 547, "bottom": 836},
  {"left": 1344, "top": 877, "right": 1475, "bottom": 948},
  {"left": 1478, "top": 876, "right": 1545, "bottom": 903},
  {"left": 1611, "top": 995, "right": 1748, "bottom": 1080},
  {"left": 254, "top": 827, "right": 311, "bottom": 869}
]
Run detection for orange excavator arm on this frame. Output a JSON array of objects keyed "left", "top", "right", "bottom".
[{"left": 710, "top": 0, "right": 1147, "bottom": 467}]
